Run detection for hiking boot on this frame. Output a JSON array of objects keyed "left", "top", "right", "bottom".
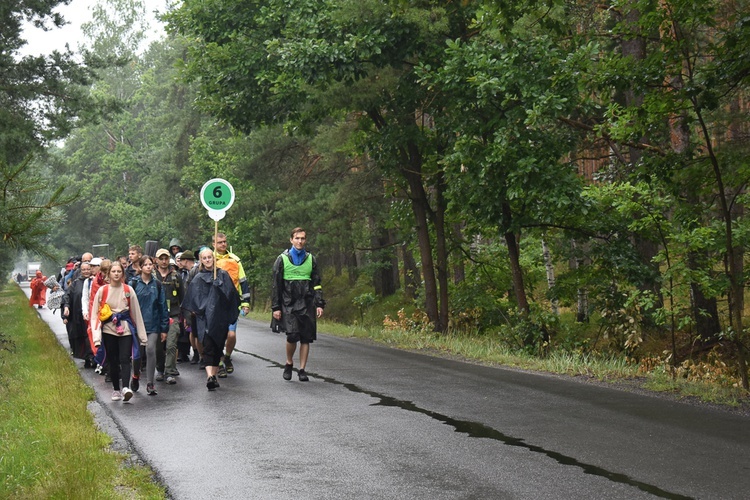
[
  {"left": 155, "top": 371, "right": 164, "bottom": 382},
  {"left": 146, "top": 383, "right": 157, "bottom": 395},
  {"left": 131, "top": 377, "right": 140, "bottom": 392},
  {"left": 206, "top": 376, "right": 219, "bottom": 390},
  {"left": 217, "top": 362, "right": 228, "bottom": 378},
  {"left": 111, "top": 390, "right": 123, "bottom": 401},
  {"left": 122, "top": 387, "right": 134, "bottom": 402},
  {"left": 224, "top": 356, "right": 234, "bottom": 374},
  {"left": 283, "top": 363, "right": 293, "bottom": 381},
  {"left": 166, "top": 376, "right": 177, "bottom": 385},
  {"left": 298, "top": 369, "right": 309, "bottom": 382}
]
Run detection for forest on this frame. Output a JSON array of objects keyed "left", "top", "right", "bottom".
[{"left": 2, "top": 0, "right": 749, "bottom": 392}]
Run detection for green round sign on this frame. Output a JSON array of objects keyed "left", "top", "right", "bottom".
[{"left": 200, "top": 178, "right": 235, "bottom": 212}]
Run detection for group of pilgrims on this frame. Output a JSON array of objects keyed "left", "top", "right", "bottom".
[{"left": 29, "top": 228, "right": 325, "bottom": 402}]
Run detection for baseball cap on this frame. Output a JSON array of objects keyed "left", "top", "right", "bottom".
[{"left": 155, "top": 248, "right": 170, "bottom": 259}]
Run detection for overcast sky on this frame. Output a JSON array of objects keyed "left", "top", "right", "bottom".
[
  {"left": 20, "top": 0, "right": 164, "bottom": 57},
  {"left": 20, "top": 0, "right": 96, "bottom": 56}
]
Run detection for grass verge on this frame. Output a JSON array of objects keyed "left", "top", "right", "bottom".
[
  {"left": 0, "top": 285, "right": 165, "bottom": 499},
  {"left": 247, "top": 310, "right": 749, "bottom": 408}
]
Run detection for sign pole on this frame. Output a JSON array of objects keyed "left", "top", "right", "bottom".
[
  {"left": 214, "top": 219, "right": 218, "bottom": 279},
  {"left": 200, "top": 178, "right": 236, "bottom": 281}
]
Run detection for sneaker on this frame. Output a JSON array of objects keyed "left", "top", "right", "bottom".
[
  {"left": 111, "top": 390, "right": 123, "bottom": 401},
  {"left": 298, "top": 369, "right": 309, "bottom": 382},
  {"left": 105, "top": 373, "right": 112, "bottom": 383},
  {"left": 146, "top": 383, "right": 157, "bottom": 395},
  {"left": 224, "top": 356, "right": 234, "bottom": 374},
  {"left": 95, "top": 364, "right": 103, "bottom": 375},
  {"left": 167, "top": 369, "right": 180, "bottom": 377},
  {"left": 131, "top": 377, "right": 140, "bottom": 392},
  {"left": 166, "top": 376, "right": 177, "bottom": 385},
  {"left": 206, "top": 376, "right": 219, "bottom": 390},
  {"left": 191, "top": 352, "right": 200, "bottom": 364},
  {"left": 155, "top": 371, "right": 164, "bottom": 382},
  {"left": 217, "top": 363, "right": 228, "bottom": 378},
  {"left": 122, "top": 387, "right": 134, "bottom": 402},
  {"left": 283, "top": 363, "right": 293, "bottom": 381}
]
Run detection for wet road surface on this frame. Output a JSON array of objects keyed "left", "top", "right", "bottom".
[{"left": 23, "top": 284, "right": 750, "bottom": 499}]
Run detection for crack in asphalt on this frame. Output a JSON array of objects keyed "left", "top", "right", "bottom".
[{"left": 234, "top": 348, "right": 693, "bottom": 500}]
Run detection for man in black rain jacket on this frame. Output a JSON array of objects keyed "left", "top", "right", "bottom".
[{"left": 271, "top": 227, "right": 325, "bottom": 382}]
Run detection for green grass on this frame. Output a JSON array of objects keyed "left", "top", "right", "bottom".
[
  {"left": 644, "top": 371, "right": 749, "bottom": 406},
  {"left": 248, "top": 308, "right": 749, "bottom": 407},
  {"left": 0, "top": 285, "right": 165, "bottom": 499}
]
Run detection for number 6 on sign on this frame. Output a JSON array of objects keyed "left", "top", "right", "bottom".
[{"left": 200, "top": 178, "right": 235, "bottom": 221}]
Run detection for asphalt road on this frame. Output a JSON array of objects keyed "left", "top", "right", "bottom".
[{"left": 22, "top": 283, "right": 750, "bottom": 499}]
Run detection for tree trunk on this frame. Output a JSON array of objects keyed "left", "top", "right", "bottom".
[
  {"left": 688, "top": 273, "right": 721, "bottom": 343},
  {"left": 502, "top": 202, "right": 529, "bottom": 315},
  {"left": 570, "top": 239, "right": 589, "bottom": 322},
  {"left": 367, "top": 108, "right": 440, "bottom": 330},
  {"left": 401, "top": 242, "right": 419, "bottom": 300},
  {"left": 401, "top": 140, "right": 441, "bottom": 330},
  {"left": 694, "top": 106, "right": 749, "bottom": 390},
  {"left": 661, "top": 10, "right": 721, "bottom": 346},
  {"left": 619, "top": 3, "right": 664, "bottom": 320},
  {"left": 347, "top": 250, "right": 358, "bottom": 287},
  {"left": 452, "top": 222, "right": 466, "bottom": 284},
  {"left": 434, "top": 170, "right": 450, "bottom": 332},
  {"left": 390, "top": 230, "right": 400, "bottom": 293},
  {"left": 728, "top": 97, "right": 745, "bottom": 325},
  {"left": 370, "top": 220, "right": 397, "bottom": 297},
  {"left": 333, "top": 241, "right": 343, "bottom": 277}
]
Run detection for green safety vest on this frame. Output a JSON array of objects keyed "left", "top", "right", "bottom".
[{"left": 281, "top": 253, "right": 312, "bottom": 281}]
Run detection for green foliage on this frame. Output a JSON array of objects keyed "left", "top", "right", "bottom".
[
  {"left": 421, "top": 30, "right": 587, "bottom": 232},
  {"left": 353, "top": 292, "right": 376, "bottom": 322},
  {"left": 0, "top": 1, "right": 126, "bottom": 272},
  {"left": 33, "top": 0, "right": 750, "bottom": 389},
  {"left": 448, "top": 241, "right": 513, "bottom": 332},
  {"left": 0, "top": 156, "right": 77, "bottom": 285}
]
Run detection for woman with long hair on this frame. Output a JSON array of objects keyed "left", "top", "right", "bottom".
[
  {"left": 182, "top": 248, "right": 240, "bottom": 390},
  {"left": 129, "top": 255, "right": 168, "bottom": 395},
  {"left": 91, "top": 261, "right": 147, "bottom": 402}
]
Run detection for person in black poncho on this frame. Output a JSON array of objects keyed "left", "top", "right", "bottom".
[
  {"left": 271, "top": 227, "right": 325, "bottom": 382},
  {"left": 182, "top": 248, "right": 240, "bottom": 390},
  {"left": 62, "top": 261, "right": 95, "bottom": 367}
]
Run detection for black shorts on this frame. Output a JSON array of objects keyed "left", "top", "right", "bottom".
[
  {"left": 201, "top": 335, "right": 224, "bottom": 367},
  {"left": 286, "top": 330, "right": 314, "bottom": 344}
]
